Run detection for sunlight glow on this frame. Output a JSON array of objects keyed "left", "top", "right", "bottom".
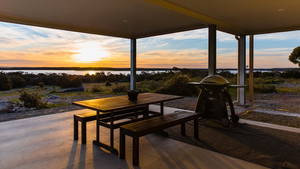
[
  {"left": 88, "top": 71, "right": 96, "bottom": 75},
  {"left": 73, "top": 42, "right": 109, "bottom": 62}
]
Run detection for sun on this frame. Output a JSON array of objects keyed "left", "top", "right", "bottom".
[{"left": 73, "top": 42, "right": 109, "bottom": 62}]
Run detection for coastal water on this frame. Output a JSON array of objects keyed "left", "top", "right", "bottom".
[
  {"left": 0, "top": 69, "right": 275, "bottom": 75},
  {"left": 0, "top": 69, "right": 168, "bottom": 75},
  {"left": 0, "top": 69, "right": 282, "bottom": 75}
]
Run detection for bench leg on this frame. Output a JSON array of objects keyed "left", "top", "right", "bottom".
[
  {"left": 110, "top": 113, "right": 114, "bottom": 148},
  {"left": 120, "top": 129, "right": 125, "bottom": 159},
  {"left": 74, "top": 116, "right": 78, "bottom": 140},
  {"left": 181, "top": 123, "right": 186, "bottom": 136},
  {"left": 96, "top": 112, "right": 100, "bottom": 142},
  {"left": 194, "top": 118, "right": 199, "bottom": 139},
  {"left": 133, "top": 136, "right": 139, "bottom": 166},
  {"left": 82, "top": 121, "right": 87, "bottom": 144}
]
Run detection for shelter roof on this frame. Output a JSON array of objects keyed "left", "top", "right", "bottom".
[{"left": 0, "top": 0, "right": 299, "bottom": 38}]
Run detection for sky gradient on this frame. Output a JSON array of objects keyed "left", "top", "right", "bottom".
[{"left": 0, "top": 21, "right": 299, "bottom": 69}]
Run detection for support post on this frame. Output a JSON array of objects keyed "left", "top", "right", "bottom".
[
  {"left": 236, "top": 35, "right": 246, "bottom": 105},
  {"left": 208, "top": 24, "right": 217, "bottom": 75},
  {"left": 249, "top": 35, "right": 254, "bottom": 106},
  {"left": 130, "top": 38, "right": 137, "bottom": 91}
]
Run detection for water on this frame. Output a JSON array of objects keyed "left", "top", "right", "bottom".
[
  {"left": 0, "top": 69, "right": 168, "bottom": 75},
  {"left": 1, "top": 69, "right": 275, "bottom": 75}
]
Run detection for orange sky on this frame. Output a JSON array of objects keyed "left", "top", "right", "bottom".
[{"left": 0, "top": 22, "right": 299, "bottom": 68}]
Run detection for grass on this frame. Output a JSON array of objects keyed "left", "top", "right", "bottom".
[{"left": 276, "top": 87, "right": 300, "bottom": 93}]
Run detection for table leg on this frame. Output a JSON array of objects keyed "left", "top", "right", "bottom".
[
  {"left": 133, "top": 136, "right": 139, "bottom": 166},
  {"left": 194, "top": 117, "right": 199, "bottom": 139},
  {"left": 160, "top": 102, "right": 164, "bottom": 115},
  {"left": 143, "top": 104, "right": 149, "bottom": 118},
  {"left": 93, "top": 111, "right": 118, "bottom": 155},
  {"left": 181, "top": 123, "right": 186, "bottom": 136},
  {"left": 120, "top": 129, "right": 125, "bottom": 159},
  {"left": 96, "top": 111, "right": 100, "bottom": 142},
  {"left": 74, "top": 115, "right": 78, "bottom": 140},
  {"left": 82, "top": 121, "right": 86, "bottom": 144}
]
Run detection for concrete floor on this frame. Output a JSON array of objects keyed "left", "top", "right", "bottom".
[{"left": 0, "top": 105, "right": 269, "bottom": 169}]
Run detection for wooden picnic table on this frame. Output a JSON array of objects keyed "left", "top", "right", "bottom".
[{"left": 72, "top": 93, "right": 183, "bottom": 154}]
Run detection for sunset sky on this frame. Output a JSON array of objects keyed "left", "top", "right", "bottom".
[{"left": 0, "top": 21, "right": 299, "bottom": 69}]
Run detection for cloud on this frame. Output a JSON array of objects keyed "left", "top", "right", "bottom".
[
  {"left": 0, "top": 21, "right": 299, "bottom": 68},
  {"left": 255, "top": 30, "right": 300, "bottom": 40}
]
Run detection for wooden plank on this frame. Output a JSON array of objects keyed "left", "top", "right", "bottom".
[
  {"left": 121, "top": 111, "right": 197, "bottom": 136},
  {"left": 72, "top": 93, "right": 183, "bottom": 112},
  {"left": 119, "top": 111, "right": 198, "bottom": 166}
]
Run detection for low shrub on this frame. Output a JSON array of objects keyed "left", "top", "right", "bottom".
[
  {"left": 88, "top": 85, "right": 103, "bottom": 92},
  {"left": 158, "top": 73, "right": 199, "bottom": 96},
  {"left": 254, "top": 84, "right": 276, "bottom": 93},
  {"left": 281, "top": 70, "right": 300, "bottom": 78},
  {"left": 58, "top": 76, "right": 82, "bottom": 88},
  {"left": 38, "top": 82, "right": 45, "bottom": 88},
  {"left": 112, "top": 85, "right": 128, "bottom": 93},
  {"left": 255, "top": 77, "right": 284, "bottom": 84},
  {"left": 10, "top": 75, "right": 27, "bottom": 88},
  {"left": 0, "top": 73, "right": 12, "bottom": 91},
  {"left": 19, "top": 89, "right": 47, "bottom": 108},
  {"left": 137, "top": 80, "right": 164, "bottom": 92},
  {"left": 105, "top": 81, "right": 112, "bottom": 86}
]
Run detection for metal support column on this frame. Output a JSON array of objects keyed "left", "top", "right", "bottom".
[
  {"left": 236, "top": 35, "right": 246, "bottom": 105},
  {"left": 208, "top": 24, "right": 217, "bottom": 75},
  {"left": 249, "top": 35, "right": 254, "bottom": 106},
  {"left": 130, "top": 38, "right": 137, "bottom": 91}
]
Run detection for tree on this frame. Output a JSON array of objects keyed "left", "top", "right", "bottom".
[{"left": 289, "top": 46, "right": 300, "bottom": 67}]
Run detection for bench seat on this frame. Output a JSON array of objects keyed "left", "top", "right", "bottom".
[
  {"left": 119, "top": 111, "right": 198, "bottom": 166},
  {"left": 74, "top": 105, "right": 150, "bottom": 144}
]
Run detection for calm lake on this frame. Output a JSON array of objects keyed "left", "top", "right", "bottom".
[
  {"left": 1, "top": 69, "right": 275, "bottom": 75},
  {"left": 0, "top": 70, "right": 168, "bottom": 75}
]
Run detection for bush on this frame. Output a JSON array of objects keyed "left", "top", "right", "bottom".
[
  {"left": 19, "top": 89, "right": 47, "bottom": 108},
  {"left": 254, "top": 84, "right": 276, "bottom": 93},
  {"left": 9, "top": 75, "right": 27, "bottom": 88},
  {"left": 254, "top": 77, "right": 284, "bottom": 84},
  {"left": 105, "top": 81, "right": 112, "bottom": 86},
  {"left": 38, "top": 82, "right": 45, "bottom": 88},
  {"left": 137, "top": 80, "right": 164, "bottom": 92},
  {"left": 58, "top": 76, "right": 82, "bottom": 88},
  {"left": 0, "top": 73, "right": 12, "bottom": 91},
  {"left": 112, "top": 85, "right": 128, "bottom": 93},
  {"left": 88, "top": 85, "right": 103, "bottom": 92},
  {"left": 281, "top": 70, "right": 300, "bottom": 78},
  {"left": 158, "top": 73, "right": 199, "bottom": 96}
]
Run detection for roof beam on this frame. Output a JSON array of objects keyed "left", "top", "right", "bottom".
[{"left": 144, "top": 0, "right": 244, "bottom": 34}]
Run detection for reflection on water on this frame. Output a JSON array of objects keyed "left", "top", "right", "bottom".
[{"left": 88, "top": 71, "right": 96, "bottom": 75}]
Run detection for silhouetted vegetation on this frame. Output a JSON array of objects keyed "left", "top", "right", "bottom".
[
  {"left": 289, "top": 46, "right": 300, "bottom": 67},
  {"left": 0, "top": 69, "right": 299, "bottom": 95},
  {"left": 158, "top": 73, "right": 199, "bottom": 96},
  {"left": 0, "top": 73, "right": 12, "bottom": 91}
]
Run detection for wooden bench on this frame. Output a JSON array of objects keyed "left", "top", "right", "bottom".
[
  {"left": 74, "top": 105, "right": 151, "bottom": 144},
  {"left": 119, "top": 111, "right": 199, "bottom": 166}
]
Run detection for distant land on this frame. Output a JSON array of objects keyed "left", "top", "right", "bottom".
[{"left": 0, "top": 67, "right": 299, "bottom": 72}]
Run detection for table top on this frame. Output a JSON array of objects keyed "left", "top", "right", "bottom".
[{"left": 72, "top": 93, "right": 183, "bottom": 113}]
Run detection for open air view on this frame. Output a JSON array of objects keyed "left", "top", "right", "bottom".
[{"left": 0, "top": 1, "right": 299, "bottom": 169}]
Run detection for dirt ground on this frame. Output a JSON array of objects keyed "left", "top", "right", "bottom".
[{"left": 1, "top": 92, "right": 299, "bottom": 128}]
